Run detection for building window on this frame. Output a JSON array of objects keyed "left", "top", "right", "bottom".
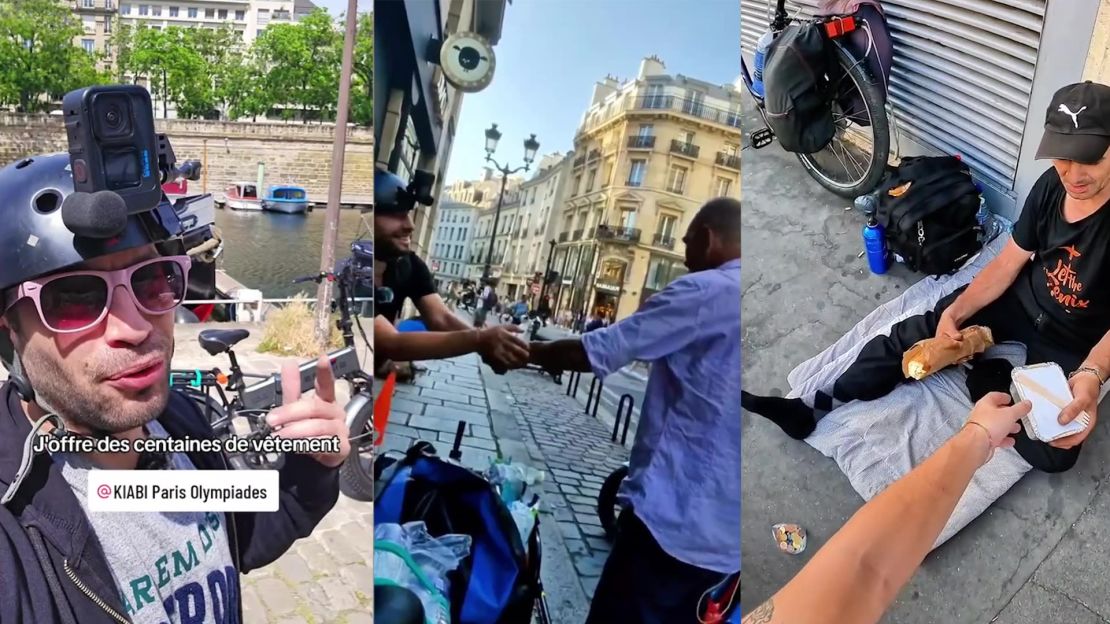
[
  {"left": 138, "top": 4, "right": 149, "bottom": 15},
  {"left": 274, "top": 9, "right": 291, "bottom": 19},
  {"left": 187, "top": 6, "right": 197, "bottom": 17},
  {"left": 621, "top": 208, "right": 636, "bottom": 230},
  {"left": 645, "top": 257, "right": 688, "bottom": 292},
  {"left": 257, "top": 8, "right": 269, "bottom": 25},
  {"left": 205, "top": 8, "right": 214, "bottom": 18},
  {"left": 723, "top": 142, "right": 739, "bottom": 157},
  {"left": 667, "top": 165, "right": 687, "bottom": 194},
  {"left": 83, "top": 0, "right": 95, "bottom": 8},
  {"left": 644, "top": 84, "right": 665, "bottom": 109},
  {"left": 151, "top": 4, "right": 161, "bottom": 16},
  {"left": 103, "top": 17, "right": 111, "bottom": 32},
  {"left": 235, "top": 9, "right": 244, "bottom": 20},
  {"left": 638, "top": 124, "right": 653, "bottom": 137},
  {"left": 81, "top": 39, "right": 95, "bottom": 53},
  {"left": 628, "top": 159, "right": 646, "bottom": 187},
  {"left": 217, "top": 8, "right": 227, "bottom": 19},
  {"left": 658, "top": 214, "right": 677, "bottom": 240},
  {"left": 573, "top": 174, "right": 582, "bottom": 196},
  {"left": 82, "top": 15, "right": 96, "bottom": 31},
  {"left": 121, "top": 3, "right": 131, "bottom": 14},
  {"left": 168, "top": 5, "right": 178, "bottom": 16},
  {"left": 586, "top": 168, "right": 598, "bottom": 193},
  {"left": 716, "top": 176, "right": 732, "bottom": 197}
]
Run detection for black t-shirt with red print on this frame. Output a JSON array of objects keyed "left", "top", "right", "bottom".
[{"left": 1012, "top": 167, "right": 1110, "bottom": 341}]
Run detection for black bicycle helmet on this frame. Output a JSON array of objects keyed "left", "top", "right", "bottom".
[
  {"left": 0, "top": 153, "right": 183, "bottom": 373},
  {"left": 0, "top": 153, "right": 184, "bottom": 294},
  {"left": 374, "top": 168, "right": 415, "bottom": 214}
]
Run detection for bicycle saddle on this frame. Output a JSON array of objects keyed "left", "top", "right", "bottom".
[
  {"left": 198, "top": 329, "right": 250, "bottom": 356},
  {"left": 374, "top": 584, "right": 426, "bottom": 624}
]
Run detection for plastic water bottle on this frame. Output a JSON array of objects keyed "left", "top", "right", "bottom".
[
  {"left": 752, "top": 30, "right": 774, "bottom": 98},
  {"left": 973, "top": 183, "right": 988, "bottom": 228},
  {"left": 863, "top": 208, "right": 889, "bottom": 275}
]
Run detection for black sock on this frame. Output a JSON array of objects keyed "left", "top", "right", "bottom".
[
  {"left": 812, "top": 390, "right": 846, "bottom": 421},
  {"left": 741, "top": 391, "right": 816, "bottom": 440}
]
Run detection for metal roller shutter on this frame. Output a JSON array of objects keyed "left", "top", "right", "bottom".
[{"left": 740, "top": 0, "right": 1047, "bottom": 199}]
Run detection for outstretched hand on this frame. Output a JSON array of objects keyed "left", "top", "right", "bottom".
[
  {"left": 477, "top": 325, "right": 530, "bottom": 373},
  {"left": 1050, "top": 373, "right": 1100, "bottom": 449},
  {"left": 266, "top": 356, "right": 350, "bottom": 468},
  {"left": 966, "top": 392, "right": 1030, "bottom": 453}
]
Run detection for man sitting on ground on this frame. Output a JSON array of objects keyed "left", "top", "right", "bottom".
[{"left": 743, "top": 82, "right": 1110, "bottom": 473}]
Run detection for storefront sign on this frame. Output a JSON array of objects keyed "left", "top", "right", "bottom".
[{"left": 439, "top": 32, "right": 496, "bottom": 93}]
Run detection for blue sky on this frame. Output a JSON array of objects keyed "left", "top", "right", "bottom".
[
  {"left": 444, "top": 0, "right": 740, "bottom": 184},
  {"left": 312, "top": 0, "right": 362, "bottom": 17}
]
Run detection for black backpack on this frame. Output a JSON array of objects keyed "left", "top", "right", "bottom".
[
  {"left": 763, "top": 23, "right": 836, "bottom": 154},
  {"left": 876, "top": 156, "right": 982, "bottom": 275}
]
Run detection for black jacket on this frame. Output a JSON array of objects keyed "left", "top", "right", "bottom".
[{"left": 0, "top": 382, "right": 341, "bottom": 623}]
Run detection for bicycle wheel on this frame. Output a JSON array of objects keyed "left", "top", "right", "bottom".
[
  {"left": 597, "top": 464, "right": 628, "bottom": 540},
  {"left": 339, "top": 392, "right": 376, "bottom": 501},
  {"left": 796, "top": 41, "right": 890, "bottom": 198}
]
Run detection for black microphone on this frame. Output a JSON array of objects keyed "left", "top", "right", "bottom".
[{"left": 61, "top": 191, "right": 128, "bottom": 239}]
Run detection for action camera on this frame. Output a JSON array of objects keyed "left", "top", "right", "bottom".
[{"left": 62, "top": 85, "right": 162, "bottom": 215}]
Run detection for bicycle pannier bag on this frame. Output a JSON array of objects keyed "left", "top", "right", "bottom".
[
  {"left": 876, "top": 156, "right": 982, "bottom": 275},
  {"left": 763, "top": 23, "right": 836, "bottom": 154}
]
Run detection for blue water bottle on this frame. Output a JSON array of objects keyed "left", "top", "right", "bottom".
[
  {"left": 863, "top": 207, "right": 889, "bottom": 275},
  {"left": 752, "top": 30, "right": 774, "bottom": 98}
]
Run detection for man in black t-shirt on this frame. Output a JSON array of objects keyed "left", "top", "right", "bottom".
[
  {"left": 371, "top": 169, "right": 529, "bottom": 371},
  {"left": 744, "top": 82, "right": 1110, "bottom": 473}
]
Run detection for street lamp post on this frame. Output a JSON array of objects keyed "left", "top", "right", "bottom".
[{"left": 482, "top": 124, "right": 539, "bottom": 282}]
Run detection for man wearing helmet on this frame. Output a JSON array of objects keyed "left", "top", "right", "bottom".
[
  {"left": 0, "top": 154, "right": 347, "bottom": 623},
  {"left": 372, "top": 168, "right": 529, "bottom": 371}
]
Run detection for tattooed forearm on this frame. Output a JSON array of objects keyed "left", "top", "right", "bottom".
[{"left": 743, "top": 599, "right": 775, "bottom": 624}]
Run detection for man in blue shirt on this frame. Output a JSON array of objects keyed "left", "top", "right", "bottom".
[{"left": 530, "top": 197, "right": 741, "bottom": 624}]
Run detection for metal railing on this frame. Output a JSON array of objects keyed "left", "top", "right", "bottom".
[
  {"left": 573, "top": 154, "right": 586, "bottom": 167},
  {"left": 558, "top": 231, "right": 569, "bottom": 242},
  {"left": 626, "top": 178, "right": 643, "bottom": 187},
  {"left": 627, "top": 135, "right": 655, "bottom": 149},
  {"left": 652, "top": 233, "right": 675, "bottom": 249},
  {"left": 670, "top": 139, "right": 700, "bottom": 159},
  {"left": 572, "top": 228, "right": 584, "bottom": 241},
  {"left": 716, "top": 152, "right": 741, "bottom": 169},
  {"left": 587, "top": 148, "right": 601, "bottom": 162},
  {"left": 596, "top": 225, "right": 641, "bottom": 244}
]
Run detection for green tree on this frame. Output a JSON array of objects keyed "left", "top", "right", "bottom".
[
  {"left": 254, "top": 9, "right": 341, "bottom": 122},
  {"left": 350, "top": 11, "right": 372, "bottom": 127},
  {"left": 0, "top": 0, "right": 108, "bottom": 112}
]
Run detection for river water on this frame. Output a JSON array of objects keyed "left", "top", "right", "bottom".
[{"left": 213, "top": 209, "right": 368, "bottom": 298}]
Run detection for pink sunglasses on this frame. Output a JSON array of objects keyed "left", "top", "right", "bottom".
[{"left": 4, "top": 256, "right": 192, "bottom": 334}]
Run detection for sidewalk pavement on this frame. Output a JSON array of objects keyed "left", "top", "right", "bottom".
[{"left": 742, "top": 96, "right": 1110, "bottom": 623}]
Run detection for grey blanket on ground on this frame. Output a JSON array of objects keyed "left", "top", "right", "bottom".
[{"left": 785, "top": 237, "right": 1039, "bottom": 548}]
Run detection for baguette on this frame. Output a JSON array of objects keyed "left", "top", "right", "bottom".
[{"left": 901, "top": 325, "right": 994, "bottom": 380}]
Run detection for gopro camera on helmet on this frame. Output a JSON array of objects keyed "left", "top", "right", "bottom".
[{"left": 62, "top": 85, "right": 162, "bottom": 216}]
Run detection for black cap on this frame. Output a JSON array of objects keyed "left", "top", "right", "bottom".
[{"left": 1035, "top": 81, "right": 1110, "bottom": 164}]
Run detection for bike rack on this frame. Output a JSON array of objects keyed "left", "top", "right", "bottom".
[
  {"left": 585, "top": 377, "right": 603, "bottom": 418},
  {"left": 612, "top": 394, "right": 635, "bottom": 445},
  {"left": 566, "top": 371, "right": 581, "bottom": 398}
]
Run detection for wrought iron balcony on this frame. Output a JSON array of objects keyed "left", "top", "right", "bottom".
[
  {"left": 627, "top": 135, "right": 655, "bottom": 149},
  {"left": 588, "top": 148, "right": 601, "bottom": 162},
  {"left": 558, "top": 231, "right": 569, "bottom": 242},
  {"left": 653, "top": 233, "right": 676, "bottom": 250},
  {"left": 670, "top": 140, "right": 700, "bottom": 159},
  {"left": 596, "top": 225, "right": 642, "bottom": 244},
  {"left": 632, "top": 95, "right": 741, "bottom": 128},
  {"left": 572, "top": 228, "right": 584, "bottom": 241},
  {"left": 716, "top": 152, "right": 741, "bottom": 170},
  {"left": 573, "top": 154, "right": 586, "bottom": 167}
]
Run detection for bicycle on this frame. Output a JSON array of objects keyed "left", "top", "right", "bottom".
[
  {"left": 169, "top": 248, "right": 382, "bottom": 500},
  {"left": 741, "top": 0, "right": 891, "bottom": 198}
]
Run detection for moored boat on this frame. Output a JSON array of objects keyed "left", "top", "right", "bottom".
[
  {"left": 262, "top": 185, "right": 311, "bottom": 214},
  {"left": 221, "top": 183, "right": 263, "bottom": 211}
]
